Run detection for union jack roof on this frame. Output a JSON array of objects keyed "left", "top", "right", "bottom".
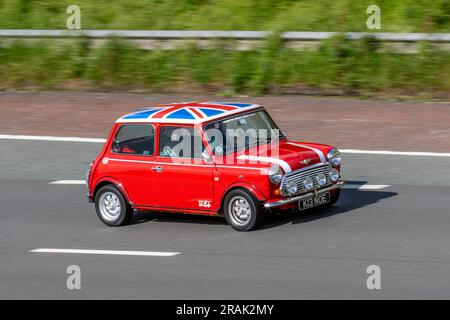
[{"left": 116, "top": 101, "right": 261, "bottom": 124}]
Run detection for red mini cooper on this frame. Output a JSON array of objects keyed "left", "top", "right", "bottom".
[{"left": 87, "top": 101, "right": 343, "bottom": 231}]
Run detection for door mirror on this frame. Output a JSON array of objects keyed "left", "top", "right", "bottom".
[{"left": 201, "top": 151, "right": 213, "bottom": 164}]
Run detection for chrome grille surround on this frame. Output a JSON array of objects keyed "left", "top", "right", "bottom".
[{"left": 280, "top": 163, "right": 334, "bottom": 196}]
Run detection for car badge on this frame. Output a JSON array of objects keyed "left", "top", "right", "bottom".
[{"left": 300, "top": 158, "right": 311, "bottom": 165}]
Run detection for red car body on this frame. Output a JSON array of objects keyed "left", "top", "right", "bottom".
[{"left": 87, "top": 102, "right": 342, "bottom": 229}]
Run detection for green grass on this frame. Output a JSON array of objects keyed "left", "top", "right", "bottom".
[
  {"left": 0, "top": 37, "right": 448, "bottom": 98},
  {"left": 0, "top": 0, "right": 448, "bottom": 32},
  {"left": 0, "top": 1, "right": 448, "bottom": 98}
]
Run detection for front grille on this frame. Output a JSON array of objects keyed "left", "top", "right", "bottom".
[{"left": 281, "top": 163, "right": 333, "bottom": 196}]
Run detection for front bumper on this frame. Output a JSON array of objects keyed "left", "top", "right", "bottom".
[{"left": 264, "top": 180, "right": 344, "bottom": 208}]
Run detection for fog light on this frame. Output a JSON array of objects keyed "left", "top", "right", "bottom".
[
  {"left": 286, "top": 180, "right": 298, "bottom": 195},
  {"left": 274, "top": 188, "right": 281, "bottom": 197},
  {"left": 330, "top": 168, "right": 339, "bottom": 182},
  {"left": 303, "top": 177, "right": 314, "bottom": 190},
  {"left": 317, "top": 173, "right": 327, "bottom": 186}
]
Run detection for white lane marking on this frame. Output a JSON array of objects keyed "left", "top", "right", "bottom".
[
  {"left": 2, "top": 134, "right": 450, "bottom": 157},
  {"left": 49, "top": 180, "right": 86, "bottom": 185},
  {"left": 237, "top": 155, "right": 292, "bottom": 173},
  {"left": 0, "top": 134, "right": 106, "bottom": 143},
  {"left": 343, "top": 184, "right": 390, "bottom": 190},
  {"left": 341, "top": 149, "right": 450, "bottom": 157},
  {"left": 30, "top": 248, "right": 180, "bottom": 257}
]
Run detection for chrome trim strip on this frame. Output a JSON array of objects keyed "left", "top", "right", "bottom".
[
  {"left": 108, "top": 157, "right": 264, "bottom": 171},
  {"left": 108, "top": 157, "right": 215, "bottom": 168},
  {"left": 264, "top": 181, "right": 344, "bottom": 208}
]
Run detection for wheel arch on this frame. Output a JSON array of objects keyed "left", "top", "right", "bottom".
[
  {"left": 219, "top": 183, "right": 266, "bottom": 213},
  {"left": 93, "top": 178, "right": 132, "bottom": 205}
]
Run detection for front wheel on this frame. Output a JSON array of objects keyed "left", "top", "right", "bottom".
[
  {"left": 223, "top": 189, "right": 264, "bottom": 231},
  {"left": 95, "top": 185, "right": 133, "bottom": 226}
]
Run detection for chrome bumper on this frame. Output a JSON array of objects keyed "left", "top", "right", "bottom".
[{"left": 264, "top": 181, "right": 344, "bottom": 209}]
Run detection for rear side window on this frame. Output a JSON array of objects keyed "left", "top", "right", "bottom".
[{"left": 112, "top": 124, "right": 155, "bottom": 156}]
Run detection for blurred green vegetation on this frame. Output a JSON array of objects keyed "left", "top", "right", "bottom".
[
  {"left": 0, "top": 1, "right": 448, "bottom": 97},
  {"left": 0, "top": 37, "right": 448, "bottom": 98},
  {"left": 0, "top": 0, "right": 448, "bottom": 32}
]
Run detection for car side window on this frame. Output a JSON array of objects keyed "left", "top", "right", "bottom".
[
  {"left": 111, "top": 124, "right": 155, "bottom": 156},
  {"left": 159, "top": 126, "right": 204, "bottom": 159}
]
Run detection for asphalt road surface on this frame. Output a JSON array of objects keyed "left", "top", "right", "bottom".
[{"left": 1, "top": 138, "right": 450, "bottom": 299}]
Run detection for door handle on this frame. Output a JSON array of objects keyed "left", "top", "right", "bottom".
[{"left": 151, "top": 166, "right": 163, "bottom": 172}]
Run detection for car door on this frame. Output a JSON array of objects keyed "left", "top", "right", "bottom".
[
  {"left": 105, "top": 123, "right": 156, "bottom": 206},
  {"left": 152, "top": 124, "right": 215, "bottom": 211}
]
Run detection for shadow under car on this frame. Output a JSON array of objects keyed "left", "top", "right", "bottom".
[{"left": 128, "top": 181, "right": 398, "bottom": 230}]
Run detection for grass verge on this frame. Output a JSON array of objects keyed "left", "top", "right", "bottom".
[{"left": 0, "top": 36, "right": 448, "bottom": 99}]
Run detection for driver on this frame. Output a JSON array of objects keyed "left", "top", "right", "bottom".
[{"left": 159, "top": 128, "right": 179, "bottom": 157}]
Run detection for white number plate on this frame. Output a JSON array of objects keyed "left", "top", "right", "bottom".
[{"left": 299, "top": 192, "right": 331, "bottom": 210}]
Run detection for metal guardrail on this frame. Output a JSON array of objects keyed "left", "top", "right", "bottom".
[
  {"left": 1, "top": 30, "right": 449, "bottom": 53},
  {"left": 0, "top": 29, "right": 449, "bottom": 42}
]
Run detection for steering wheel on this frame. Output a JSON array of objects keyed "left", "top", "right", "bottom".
[{"left": 163, "top": 146, "right": 178, "bottom": 157}]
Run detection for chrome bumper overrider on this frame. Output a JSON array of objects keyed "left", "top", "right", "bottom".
[{"left": 264, "top": 181, "right": 344, "bottom": 208}]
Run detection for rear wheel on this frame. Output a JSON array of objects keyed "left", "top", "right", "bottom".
[
  {"left": 224, "top": 189, "right": 264, "bottom": 231},
  {"left": 95, "top": 185, "right": 133, "bottom": 226}
]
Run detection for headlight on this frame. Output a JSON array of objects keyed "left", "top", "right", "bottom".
[
  {"left": 316, "top": 173, "right": 327, "bottom": 186},
  {"left": 286, "top": 180, "right": 298, "bottom": 195},
  {"left": 303, "top": 177, "right": 314, "bottom": 190},
  {"left": 268, "top": 164, "right": 283, "bottom": 185},
  {"left": 327, "top": 148, "right": 341, "bottom": 167},
  {"left": 330, "top": 168, "right": 339, "bottom": 182}
]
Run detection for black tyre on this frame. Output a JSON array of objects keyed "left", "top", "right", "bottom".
[
  {"left": 223, "top": 189, "right": 264, "bottom": 231},
  {"left": 95, "top": 185, "right": 133, "bottom": 226}
]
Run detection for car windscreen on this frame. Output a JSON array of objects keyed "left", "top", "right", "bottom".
[{"left": 204, "top": 110, "right": 283, "bottom": 155}]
